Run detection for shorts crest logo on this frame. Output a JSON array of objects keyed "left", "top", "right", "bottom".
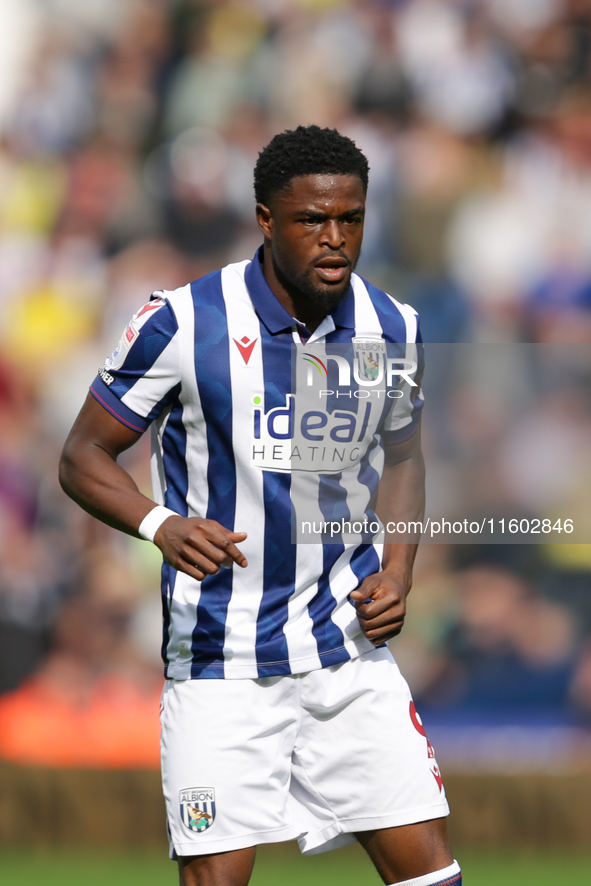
[{"left": 180, "top": 787, "right": 216, "bottom": 833}]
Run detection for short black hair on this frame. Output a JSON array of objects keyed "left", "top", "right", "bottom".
[{"left": 254, "top": 124, "right": 369, "bottom": 205}]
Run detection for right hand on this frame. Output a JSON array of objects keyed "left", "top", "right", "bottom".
[{"left": 154, "top": 516, "right": 248, "bottom": 581}]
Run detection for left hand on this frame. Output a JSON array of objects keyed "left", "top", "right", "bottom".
[{"left": 350, "top": 571, "right": 410, "bottom": 645}]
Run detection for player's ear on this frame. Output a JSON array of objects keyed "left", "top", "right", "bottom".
[{"left": 255, "top": 202, "right": 273, "bottom": 240}]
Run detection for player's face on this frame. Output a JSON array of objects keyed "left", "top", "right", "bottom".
[{"left": 257, "top": 174, "right": 366, "bottom": 312}]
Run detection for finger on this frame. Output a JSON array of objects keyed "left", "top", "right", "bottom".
[
  {"left": 197, "top": 522, "right": 247, "bottom": 547},
  {"left": 350, "top": 591, "right": 380, "bottom": 613},
  {"left": 352, "top": 595, "right": 376, "bottom": 610},
  {"left": 167, "top": 547, "right": 234, "bottom": 581},
  {"left": 216, "top": 541, "right": 248, "bottom": 568},
  {"left": 201, "top": 526, "right": 248, "bottom": 562},
  {"left": 183, "top": 565, "right": 206, "bottom": 582},
  {"left": 364, "top": 620, "right": 405, "bottom": 643},
  {"left": 350, "top": 590, "right": 376, "bottom": 603},
  {"left": 360, "top": 608, "right": 405, "bottom": 631},
  {"left": 184, "top": 537, "right": 242, "bottom": 569},
  {"left": 179, "top": 549, "right": 227, "bottom": 577},
  {"left": 367, "top": 627, "right": 404, "bottom": 645},
  {"left": 164, "top": 541, "right": 245, "bottom": 577},
  {"left": 350, "top": 578, "right": 382, "bottom": 599},
  {"left": 164, "top": 554, "right": 206, "bottom": 582},
  {"left": 356, "top": 596, "right": 403, "bottom": 619},
  {"left": 350, "top": 580, "right": 400, "bottom": 604},
  {"left": 187, "top": 532, "right": 248, "bottom": 568},
  {"left": 217, "top": 531, "right": 248, "bottom": 567},
  {"left": 201, "top": 519, "right": 247, "bottom": 542}
]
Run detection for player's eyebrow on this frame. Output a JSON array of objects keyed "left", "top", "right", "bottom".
[
  {"left": 296, "top": 209, "right": 328, "bottom": 220},
  {"left": 339, "top": 207, "right": 364, "bottom": 220},
  {"left": 295, "top": 207, "right": 365, "bottom": 220}
]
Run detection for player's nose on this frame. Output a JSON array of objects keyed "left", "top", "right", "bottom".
[{"left": 319, "top": 219, "right": 346, "bottom": 248}]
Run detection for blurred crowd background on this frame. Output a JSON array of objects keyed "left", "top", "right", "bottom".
[{"left": 0, "top": 0, "right": 591, "bottom": 770}]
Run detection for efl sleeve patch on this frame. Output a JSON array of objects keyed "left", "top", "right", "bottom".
[
  {"left": 104, "top": 297, "right": 168, "bottom": 372},
  {"left": 91, "top": 295, "right": 181, "bottom": 428}
]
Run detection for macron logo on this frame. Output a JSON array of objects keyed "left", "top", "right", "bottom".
[{"left": 234, "top": 336, "right": 257, "bottom": 365}]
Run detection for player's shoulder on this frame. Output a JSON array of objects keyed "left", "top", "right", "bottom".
[
  {"left": 186, "top": 259, "right": 251, "bottom": 304},
  {"left": 352, "top": 272, "right": 418, "bottom": 319},
  {"left": 351, "top": 273, "right": 420, "bottom": 343},
  {"left": 153, "top": 275, "right": 221, "bottom": 325},
  {"left": 117, "top": 290, "right": 181, "bottom": 344},
  {"left": 153, "top": 281, "right": 194, "bottom": 314}
]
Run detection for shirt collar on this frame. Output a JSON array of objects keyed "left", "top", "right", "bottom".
[{"left": 244, "top": 246, "right": 356, "bottom": 335}]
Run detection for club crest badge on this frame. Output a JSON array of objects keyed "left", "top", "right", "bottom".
[
  {"left": 180, "top": 787, "right": 216, "bottom": 833},
  {"left": 352, "top": 337, "right": 386, "bottom": 386}
]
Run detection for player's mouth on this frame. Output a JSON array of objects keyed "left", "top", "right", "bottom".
[{"left": 314, "top": 256, "right": 349, "bottom": 284}]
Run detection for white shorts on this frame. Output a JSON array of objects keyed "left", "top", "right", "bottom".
[{"left": 160, "top": 647, "right": 449, "bottom": 857}]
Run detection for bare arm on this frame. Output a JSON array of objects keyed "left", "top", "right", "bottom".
[
  {"left": 59, "top": 394, "right": 248, "bottom": 580},
  {"left": 349, "top": 428, "right": 425, "bottom": 644}
]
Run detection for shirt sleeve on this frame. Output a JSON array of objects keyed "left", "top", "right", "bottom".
[
  {"left": 380, "top": 330, "right": 425, "bottom": 446},
  {"left": 90, "top": 295, "right": 181, "bottom": 433}
]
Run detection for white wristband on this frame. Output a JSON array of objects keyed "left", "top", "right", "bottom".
[{"left": 138, "top": 506, "right": 178, "bottom": 543}]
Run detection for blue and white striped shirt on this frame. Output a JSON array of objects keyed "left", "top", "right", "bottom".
[{"left": 90, "top": 250, "right": 424, "bottom": 679}]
